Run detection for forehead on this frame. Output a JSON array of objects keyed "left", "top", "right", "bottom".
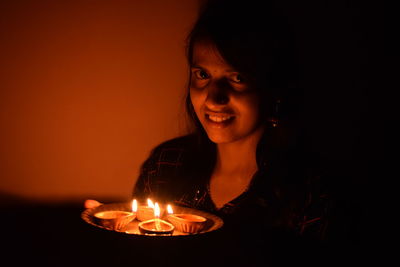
[{"left": 192, "top": 40, "right": 229, "bottom": 67}]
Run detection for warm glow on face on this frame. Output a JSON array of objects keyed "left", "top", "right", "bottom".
[
  {"left": 167, "top": 204, "right": 173, "bottom": 214},
  {"left": 154, "top": 202, "right": 160, "bottom": 218},
  {"left": 132, "top": 199, "right": 137, "bottom": 212},
  {"left": 189, "top": 40, "right": 264, "bottom": 145},
  {"left": 147, "top": 198, "right": 154, "bottom": 208}
]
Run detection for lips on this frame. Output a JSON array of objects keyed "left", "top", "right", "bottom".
[
  {"left": 205, "top": 112, "right": 235, "bottom": 126},
  {"left": 207, "top": 114, "right": 233, "bottom": 122}
]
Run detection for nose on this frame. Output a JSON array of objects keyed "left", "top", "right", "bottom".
[{"left": 205, "top": 79, "right": 230, "bottom": 107}]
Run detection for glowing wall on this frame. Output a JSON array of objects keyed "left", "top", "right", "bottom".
[{"left": 0, "top": 0, "right": 199, "bottom": 202}]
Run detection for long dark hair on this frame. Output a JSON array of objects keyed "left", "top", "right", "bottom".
[
  {"left": 182, "top": 0, "right": 314, "bottom": 230},
  {"left": 184, "top": 0, "right": 301, "bottom": 147}
]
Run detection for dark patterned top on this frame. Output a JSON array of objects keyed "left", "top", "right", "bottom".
[{"left": 133, "top": 134, "right": 331, "bottom": 242}]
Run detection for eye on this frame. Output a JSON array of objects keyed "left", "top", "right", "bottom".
[
  {"left": 229, "top": 73, "right": 251, "bottom": 92},
  {"left": 230, "top": 73, "right": 243, "bottom": 83},
  {"left": 194, "top": 69, "right": 209, "bottom": 80}
]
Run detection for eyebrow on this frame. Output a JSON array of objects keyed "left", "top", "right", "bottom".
[
  {"left": 190, "top": 65, "right": 203, "bottom": 69},
  {"left": 190, "top": 64, "right": 238, "bottom": 73}
]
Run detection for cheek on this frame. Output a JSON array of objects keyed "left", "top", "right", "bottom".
[
  {"left": 190, "top": 77, "right": 208, "bottom": 90},
  {"left": 236, "top": 95, "right": 261, "bottom": 122},
  {"left": 189, "top": 88, "right": 203, "bottom": 114}
]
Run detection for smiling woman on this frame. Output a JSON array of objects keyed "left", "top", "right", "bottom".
[
  {"left": 0, "top": 0, "right": 375, "bottom": 265},
  {"left": 127, "top": 0, "right": 374, "bottom": 262},
  {"left": 131, "top": 0, "right": 345, "bottom": 260}
]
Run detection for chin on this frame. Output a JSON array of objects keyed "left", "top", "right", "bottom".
[{"left": 206, "top": 133, "right": 237, "bottom": 144}]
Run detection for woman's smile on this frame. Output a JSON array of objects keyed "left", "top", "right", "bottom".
[{"left": 205, "top": 113, "right": 236, "bottom": 128}]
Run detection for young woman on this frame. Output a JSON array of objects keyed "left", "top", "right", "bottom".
[
  {"left": 83, "top": 1, "right": 365, "bottom": 264},
  {"left": 131, "top": 0, "right": 331, "bottom": 244}
]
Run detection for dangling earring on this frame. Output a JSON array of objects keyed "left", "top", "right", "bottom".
[{"left": 268, "top": 99, "right": 281, "bottom": 128}]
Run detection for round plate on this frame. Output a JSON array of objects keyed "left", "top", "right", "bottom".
[{"left": 81, "top": 202, "right": 224, "bottom": 236}]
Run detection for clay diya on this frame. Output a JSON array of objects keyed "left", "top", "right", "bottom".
[
  {"left": 94, "top": 211, "right": 136, "bottom": 231},
  {"left": 136, "top": 198, "right": 165, "bottom": 221},
  {"left": 138, "top": 202, "right": 174, "bottom": 236},
  {"left": 167, "top": 213, "right": 207, "bottom": 234},
  {"left": 93, "top": 199, "right": 137, "bottom": 231},
  {"left": 138, "top": 219, "right": 175, "bottom": 236}
]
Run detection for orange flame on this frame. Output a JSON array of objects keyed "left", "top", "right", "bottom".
[
  {"left": 131, "top": 199, "right": 137, "bottom": 212},
  {"left": 147, "top": 198, "right": 154, "bottom": 208},
  {"left": 167, "top": 204, "right": 173, "bottom": 214},
  {"left": 154, "top": 202, "right": 160, "bottom": 218}
]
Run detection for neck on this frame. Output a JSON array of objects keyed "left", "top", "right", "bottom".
[{"left": 214, "top": 126, "right": 265, "bottom": 176}]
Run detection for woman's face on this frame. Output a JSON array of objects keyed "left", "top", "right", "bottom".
[{"left": 189, "top": 40, "right": 264, "bottom": 144}]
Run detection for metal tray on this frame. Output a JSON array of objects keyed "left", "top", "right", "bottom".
[{"left": 81, "top": 202, "right": 223, "bottom": 236}]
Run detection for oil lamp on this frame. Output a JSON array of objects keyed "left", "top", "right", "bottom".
[
  {"left": 136, "top": 198, "right": 156, "bottom": 221},
  {"left": 138, "top": 202, "right": 174, "bottom": 236},
  {"left": 166, "top": 205, "right": 207, "bottom": 234},
  {"left": 93, "top": 199, "right": 137, "bottom": 231}
]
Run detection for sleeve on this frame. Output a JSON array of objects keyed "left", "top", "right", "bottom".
[
  {"left": 132, "top": 147, "right": 159, "bottom": 202},
  {"left": 297, "top": 173, "right": 363, "bottom": 246},
  {"left": 131, "top": 140, "right": 188, "bottom": 204},
  {"left": 297, "top": 175, "right": 331, "bottom": 241}
]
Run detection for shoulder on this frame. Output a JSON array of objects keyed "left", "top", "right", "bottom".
[
  {"left": 149, "top": 134, "right": 198, "bottom": 154},
  {"left": 144, "top": 134, "right": 198, "bottom": 165},
  {"left": 152, "top": 134, "right": 198, "bottom": 150}
]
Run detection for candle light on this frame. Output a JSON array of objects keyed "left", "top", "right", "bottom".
[
  {"left": 132, "top": 199, "right": 138, "bottom": 212},
  {"left": 154, "top": 202, "right": 162, "bottom": 231},
  {"left": 147, "top": 198, "right": 154, "bottom": 208},
  {"left": 138, "top": 202, "right": 175, "bottom": 236},
  {"left": 137, "top": 198, "right": 156, "bottom": 221},
  {"left": 167, "top": 204, "right": 173, "bottom": 215}
]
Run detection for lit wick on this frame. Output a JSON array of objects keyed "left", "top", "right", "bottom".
[
  {"left": 147, "top": 198, "right": 154, "bottom": 209},
  {"left": 137, "top": 198, "right": 155, "bottom": 221},
  {"left": 138, "top": 202, "right": 175, "bottom": 236},
  {"left": 132, "top": 199, "right": 138, "bottom": 213},
  {"left": 167, "top": 204, "right": 173, "bottom": 215},
  {"left": 154, "top": 202, "right": 161, "bottom": 231}
]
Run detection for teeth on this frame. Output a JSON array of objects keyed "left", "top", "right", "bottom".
[{"left": 208, "top": 115, "right": 233, "bottom": 122}]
